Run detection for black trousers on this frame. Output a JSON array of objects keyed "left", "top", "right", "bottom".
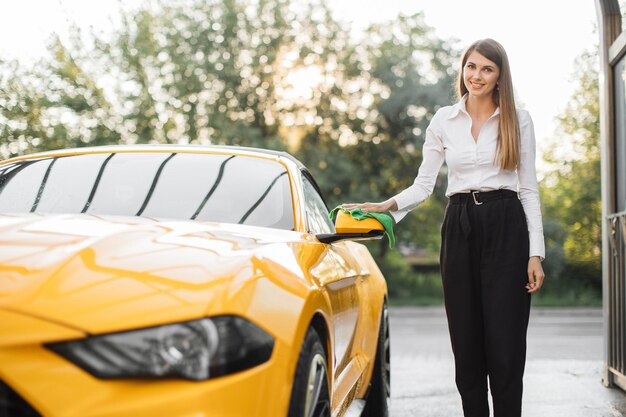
[{"left": 440, "top": 190, "right": 531, "bottom": 417}]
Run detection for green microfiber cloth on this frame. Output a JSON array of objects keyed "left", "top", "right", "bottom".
[{"left": 329, "top": 206, "right": 395, "bottom": 248}]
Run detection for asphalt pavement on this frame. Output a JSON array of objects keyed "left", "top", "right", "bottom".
[{"left": 389, "top": 306, "right": 626, "bottom": 417}]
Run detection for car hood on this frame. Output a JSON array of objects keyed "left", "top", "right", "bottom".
[{"left": 0, "top": 213, "right": 306, "bottom": 334}]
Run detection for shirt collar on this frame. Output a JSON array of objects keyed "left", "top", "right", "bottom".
[{"left": 447, "top": 94, "right": 500, "bottom": 119}]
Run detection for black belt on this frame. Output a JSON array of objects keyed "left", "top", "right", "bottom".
[{"left": 449, "top": 189, "right": 518, "bottom": 238}]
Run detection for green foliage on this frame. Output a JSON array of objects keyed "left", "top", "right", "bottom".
[
  {"left": 373, "top": 250, "right": 443, "bottom": 304},
  {"left": 540, "top": 47, "right": 601, "bottom": 297}
]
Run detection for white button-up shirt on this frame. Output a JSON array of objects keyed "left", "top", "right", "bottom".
[{"left": 390, "top": 96, "right": 545, "bottom": 259}]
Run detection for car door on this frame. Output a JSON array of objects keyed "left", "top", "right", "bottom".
[{"left": 300, "top": 172, "right": 366, "bottom": 409}]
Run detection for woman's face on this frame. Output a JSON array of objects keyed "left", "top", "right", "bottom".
[{"left": 463, "top": 51, "right": 500, "bottom": 99}]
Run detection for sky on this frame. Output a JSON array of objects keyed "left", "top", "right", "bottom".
[{"left": 0, "top": 0, "right": 600, "bottom": 171}]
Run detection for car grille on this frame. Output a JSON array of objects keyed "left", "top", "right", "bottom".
[{"left": 0, "top": 380, "right": 41, "bottom": 417}]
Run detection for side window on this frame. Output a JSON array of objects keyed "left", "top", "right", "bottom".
[{"left": 301, "top": 174, "right": 335, "bottom": 234}]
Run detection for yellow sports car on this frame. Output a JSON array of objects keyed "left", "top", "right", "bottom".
[{"left": 0, "top": 145, "right": 390, "bottom": 417}]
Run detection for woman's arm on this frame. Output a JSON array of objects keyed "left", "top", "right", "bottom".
[
  {"left": 343, "top": 112, "right": 445, "bottom": 220},
  {"left": 518, "top": 110, "right": 546, "bottom": 292}
]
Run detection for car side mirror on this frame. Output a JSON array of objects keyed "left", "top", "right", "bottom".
[{"left": 316, "top": 210, "right": 385, "bottom": 244}]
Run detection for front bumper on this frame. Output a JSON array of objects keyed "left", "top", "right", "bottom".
[{"left": 0, "top": 312, "right": 293, "bottom": 417}]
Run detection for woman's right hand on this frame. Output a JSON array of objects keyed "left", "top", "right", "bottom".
[{"left": 342, "top": 199, "right": 398, "bottom": 213}]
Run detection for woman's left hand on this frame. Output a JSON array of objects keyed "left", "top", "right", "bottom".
[
  {"left": 526, "top": 256, "right": 545, "bottom": 293},
  {"left": 342, "top": 199, "right": 397, "bottom": 213}
]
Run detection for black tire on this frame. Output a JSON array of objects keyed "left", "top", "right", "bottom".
[
  {"left": 362, "top": 303, "right": 390, "bottom": 417},
  {"left": 287, "top": 327, "right": 331, "bottom": 417}
]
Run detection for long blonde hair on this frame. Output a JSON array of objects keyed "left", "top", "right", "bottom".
[{"left": 457, "top": 39, "right": 520, "bottom": 171}]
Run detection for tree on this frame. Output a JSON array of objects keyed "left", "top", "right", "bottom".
[
  {"left": 540, "top": 47, "right": 601, "bottom": 290},
  {"left": 296, "top": 13, "right": 458, "bottom": 255}
]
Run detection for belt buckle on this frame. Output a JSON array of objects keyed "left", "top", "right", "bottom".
[{"left": 472, "top": 191, "right": 483, "bottom": 205}]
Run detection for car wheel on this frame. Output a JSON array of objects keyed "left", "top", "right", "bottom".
[
  {"left": 287, "top": 327, "right": 331, "bottom": 417},
  {"left": 362, "top": 303, "right": 390, "bottom": 417}
]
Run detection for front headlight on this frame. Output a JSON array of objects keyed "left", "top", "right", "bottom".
[{"left": 47, "top": 316, "right": 274, "bottom": 381}]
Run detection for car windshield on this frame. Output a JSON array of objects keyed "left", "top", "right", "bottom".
[{"left": 0, "top": 152, "right": 294, "bottom": 230}]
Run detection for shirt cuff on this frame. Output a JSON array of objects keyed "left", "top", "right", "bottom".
[
  {"left": 529, "top": 231, "right": 545, "bottom": 260},
  {"left": 388, "top": 197, "right": 411, "bottom": 223},
  {"left": 392, "top": 191, "right": 415, "bottom": 212},
  {"left": 388, "top": 208, "right": 408, "bottom": 223}
]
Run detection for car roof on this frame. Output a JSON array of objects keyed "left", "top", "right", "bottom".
[{"left": 1, "top": 144, "right": 308, "bottom": 170}]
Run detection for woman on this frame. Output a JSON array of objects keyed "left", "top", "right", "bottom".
[{"left": 343, "top": 38, "right": 545, "bottom": 417}]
